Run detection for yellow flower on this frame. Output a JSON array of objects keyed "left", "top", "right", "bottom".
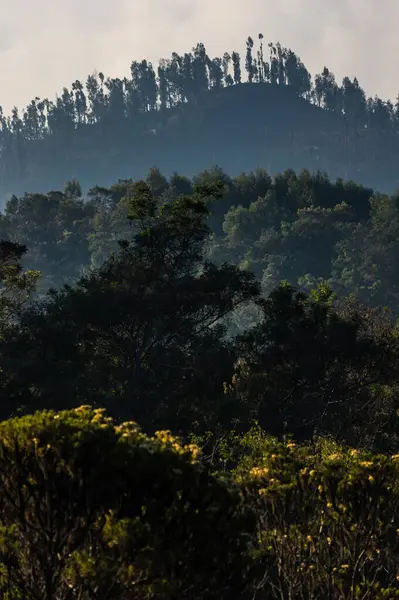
[
  {"left": 287, "top": 442, "right": 296, "bottom": 449},
  {"left": 186, "top": 443, "right": 200, "bottom": 459},
  {"left": 368, "top": 475, "right": 375, "bottom": 483},
  {"left": 327, "top": 453, "right": 341, "bottom": 461},
  {"left": 250, "top": 467, "right": 270, "bottom": 479},
  {"left": 306, "top": 535, "right": 312, "bottom": 543},
  {"left": 360, "top": 461, "right": 373, "bottom": 468}
]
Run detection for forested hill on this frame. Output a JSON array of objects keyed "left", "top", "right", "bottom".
[{"left": 1, "top": 35, "right": 399, "bottom": 199}]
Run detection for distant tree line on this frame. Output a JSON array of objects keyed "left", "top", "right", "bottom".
[{"left": 1, "top": 34, "right": 398, "bottom": 184}]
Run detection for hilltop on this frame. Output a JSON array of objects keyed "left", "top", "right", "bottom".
[{"left": 1, "top": 36, "right": 399, "bottom": 198}]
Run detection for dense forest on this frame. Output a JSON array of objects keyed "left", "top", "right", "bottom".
[
  {"left": 2, "top": 34, "right": 399, "bottom": 198},
  {"left": 0, "top": 162, "right": 399, "bottom": 597},
  {"left": 2, "top": 166, "right": 399, "bottom": 313}
]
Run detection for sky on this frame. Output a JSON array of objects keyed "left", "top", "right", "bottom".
[{"left": 0, "top": 0, "right": 396, "bottom": 114}]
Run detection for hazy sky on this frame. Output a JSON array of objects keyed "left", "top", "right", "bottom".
[{"left": 0, "top": 0, "right": 396, "bottom": 113}]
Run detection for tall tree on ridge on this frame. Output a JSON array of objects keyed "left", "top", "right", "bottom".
[
  {"left": 231, "top": 51, "right": 242, "bottom": 84},
  {"left": 245, "top": 37, "right": 255, "bottom": 83}
]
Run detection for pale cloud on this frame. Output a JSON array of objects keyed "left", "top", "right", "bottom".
[{"left": 0, "top": 0, "right": 396, "bottom": 113}]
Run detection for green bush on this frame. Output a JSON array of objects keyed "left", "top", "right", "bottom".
[{"left": 0, "top": 406, "right": 254, "bottom": 599}]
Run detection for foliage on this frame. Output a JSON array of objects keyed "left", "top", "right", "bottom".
[
  {"left": 0, "top": 240, "right": 40, "bottom": 325},
  {"left": 1, "top": 160, "right": 399, "bottom": 595},
  {"left": 225, "top": 283, "right": 399, "bottom": 452},
  {"left": 0, "top": 180, "right": 259, "bottom": 429},
  {"left": 235, "top": 428, "right": 399, "bottom": 599},
  {"left": 0, "top": 406, "right": 254, "bottom": 600}
]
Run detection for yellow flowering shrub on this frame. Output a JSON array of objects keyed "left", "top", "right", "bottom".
[
  {"left": 0, "top": 406, "right": 253, "bottom": 600},
  {"left": 236, "top": 427, "right": 399, "bottom": 598}
]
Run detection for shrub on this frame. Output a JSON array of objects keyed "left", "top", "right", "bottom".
[
  {"left": 237, "top": 429, "right": 399, "bottom": 598},
  {"left": 0, "top": 406, "right": 254, "bottom": 599}
]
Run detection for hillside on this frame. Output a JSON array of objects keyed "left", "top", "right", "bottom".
[
  {"left": 141, "top": 83, "right": 399, "bottom": 190},
  {"left": 1, "top": 36, "right": 399, "bottom": 200}
]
